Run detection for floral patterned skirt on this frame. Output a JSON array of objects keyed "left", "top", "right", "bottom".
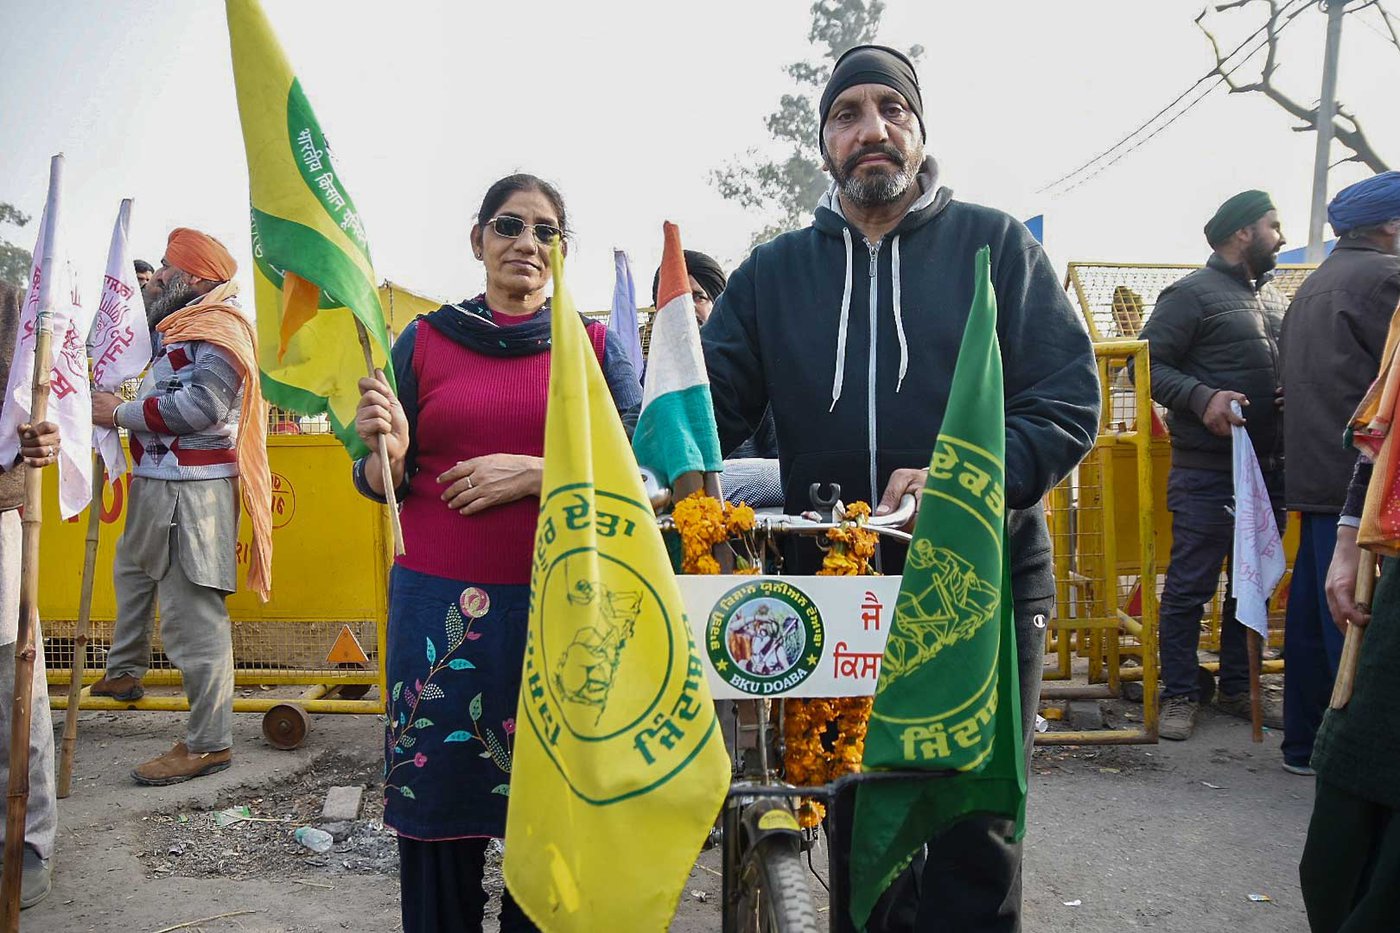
[{"left": 383, "top": 565, "right": 526, "bottom": 840}]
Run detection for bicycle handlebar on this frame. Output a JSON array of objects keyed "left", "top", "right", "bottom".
[{"left": 641, "top": 469, "right": 916, "bottom": 543}]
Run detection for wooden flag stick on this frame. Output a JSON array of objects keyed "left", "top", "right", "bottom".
[
  {"left": 56, "top": 458, "right": 104, "bottom": 798},
  {"left": 1, "top": 154, "right": 61, "bottom": 932},
  {"left": 1330, "top": 549, "right": 1377, "bottom": 710},
  {"left": 1247, "top": 628, "right": 1264, "bottom": 743},
  {"left": 353, "top": 318, "right": 404, "bottom": 556}
]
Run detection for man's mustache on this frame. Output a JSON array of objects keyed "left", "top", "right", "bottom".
[{"left": 841, "top": 145, "right": 905, "bottom": 176}]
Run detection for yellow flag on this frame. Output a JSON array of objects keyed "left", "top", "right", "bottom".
[
  {"left": 226, "top": 0, "right": 393, "bottom": 458},
  {"left": 504, "top": 245, "right": 729, "bottom": 930}
]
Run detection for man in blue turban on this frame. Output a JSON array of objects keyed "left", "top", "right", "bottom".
[
  {"left": 1328, "top": 171, "right": 1400, "bottom": 240},
  {"left": 1279, "top": 172, "right": 1400, "bottom": 776}
]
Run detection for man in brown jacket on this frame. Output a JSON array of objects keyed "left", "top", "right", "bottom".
[
  {"left": 0, "top": 279, "right": 66, "bottom": 908},
  {"left": 1280, "top": 172, "right": 1400, "bottom": 775}
]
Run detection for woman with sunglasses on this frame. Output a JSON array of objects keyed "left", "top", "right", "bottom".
[{"left": 352, "top": 173, "right": 642, "bottom": 933}]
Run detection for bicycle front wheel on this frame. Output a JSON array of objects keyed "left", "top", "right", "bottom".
[{"left": 734, "top": 835, "right": 822, "bottom": 933}]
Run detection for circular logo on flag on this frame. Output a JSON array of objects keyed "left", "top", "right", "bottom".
[
  {"left": 706, "top": 580, "right": 823, "bottom": 696},
  {"left": 523, "top": 488, "right": 715, "bottom": 804}
]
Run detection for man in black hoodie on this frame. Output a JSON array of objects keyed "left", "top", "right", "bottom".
[{"left": 702, "top": 44, "right": 1100, "bottom": 933}]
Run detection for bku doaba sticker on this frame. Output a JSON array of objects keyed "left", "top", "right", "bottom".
[
  {"left": 524, "top": 488, "right": 712, "bottom": 804},
  {"left": 706, "top": 579, "right": 823, "bottom": 695}
]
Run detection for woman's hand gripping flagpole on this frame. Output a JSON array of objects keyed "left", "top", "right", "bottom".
[{"left": 354, "top": 321, "right": 405, "bottom": 556}]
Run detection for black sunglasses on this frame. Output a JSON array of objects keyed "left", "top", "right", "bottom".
[{"left": 486, "top": 215, "right": 563, "bottom": 244}]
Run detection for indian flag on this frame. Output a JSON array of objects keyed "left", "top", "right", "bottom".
[
  {"left": 631, "top": 222, "right": 723, "bottom": 485},
  {"left": 226, "top": 0, "right": 393, "bottom": 458}
]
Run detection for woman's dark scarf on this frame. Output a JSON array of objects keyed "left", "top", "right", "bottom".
[{"left": 424, "top": 294, "right": 594, "bottom": 357}]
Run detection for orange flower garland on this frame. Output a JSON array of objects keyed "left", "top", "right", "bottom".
[
  {"left": 784, "top": 501, "right": 879, "bottom": 827},
  {"left": 671, "top": 491, "right": 760, "bottom": 574}
]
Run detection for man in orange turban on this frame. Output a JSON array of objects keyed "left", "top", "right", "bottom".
[{"left": 89, "top": 226, "right": 272, "bottom": 787}]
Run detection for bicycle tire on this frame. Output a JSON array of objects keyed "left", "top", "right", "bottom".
[{"left": 734, "top": 835, "right": 823, "bottom": 933}]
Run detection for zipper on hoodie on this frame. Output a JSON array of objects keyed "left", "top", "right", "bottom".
[{"left": 865, "top": 235, "right": 881, "bottom": 567}]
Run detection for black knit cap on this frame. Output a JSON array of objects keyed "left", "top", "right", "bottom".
[{"left": 818, "top": 44, "right": 925, "bottom": 151}]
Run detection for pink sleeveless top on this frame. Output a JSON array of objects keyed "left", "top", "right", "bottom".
[{"left": 397, "top": 315, "right": 606, "bottom": 584}]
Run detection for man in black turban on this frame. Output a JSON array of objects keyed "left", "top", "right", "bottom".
[
  {"left": 652, "top": 249, "right": 727, "bottom": 328},
  {"left": 1136, "top": 193, "right": 1289, "bottom": 746}
]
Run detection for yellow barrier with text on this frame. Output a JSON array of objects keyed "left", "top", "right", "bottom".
[{"left": 41, "top": 434, "right": 390, "bottom": 699}]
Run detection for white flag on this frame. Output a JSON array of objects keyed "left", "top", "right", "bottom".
[
  {"left": 0, "top": 168, "right": 97, "bottom": 519},
  {"left": 89, "top": 200, "right": 151, "bottom": 478},
  {"left": 1231, "top": 404, "right": 1284, "bottom": 639}
]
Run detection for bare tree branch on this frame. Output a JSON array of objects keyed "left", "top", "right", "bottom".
[
  {"left": 1376, "top": 3, "right": 1400, "bottom": 52},
  {"left": 1197, "top": 0, "right": 1391, "bottom": 172}
]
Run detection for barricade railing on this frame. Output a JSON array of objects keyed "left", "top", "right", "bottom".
[{"left": 1041, "top": 340, "right": 1159, "bottom": 743}]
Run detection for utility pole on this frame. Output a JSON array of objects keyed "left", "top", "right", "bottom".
[{"left": 1307, "top": 0, "right": 1349, "bottom": 262}]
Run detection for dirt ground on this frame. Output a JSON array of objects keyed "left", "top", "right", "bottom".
[{"left": 32, "top": 677, "right": 1313, "bottom": 932}]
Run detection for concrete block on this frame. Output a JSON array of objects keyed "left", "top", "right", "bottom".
[
  {"left": 1067, "top": 700, "right": 1106, "bottom": 732},
  {"left": 320, "top": 785, "right": 364, "bottom": 823}
]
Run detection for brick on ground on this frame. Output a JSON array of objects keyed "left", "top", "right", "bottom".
[{"left": 321, "top": 785, "right": 364, "bottom": 823}]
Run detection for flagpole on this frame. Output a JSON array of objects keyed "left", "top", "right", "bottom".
[
  {"left": 1247, "top": 629, "right": 1263, "bottom": 743},
  {"left": 1, "top": 153, "right": 62, "bottom": 932},
  {"left": 56, "top": 458, "right": 105, "bottom": 798},
  {"left": 1329, "top": 550, "right": 1377, "bottom": 710},
  {"left": 353, "top": 319, "right": 404, "bottom": 556}
]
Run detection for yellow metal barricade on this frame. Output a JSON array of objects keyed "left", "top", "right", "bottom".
[
  {"left": 42, "top": 432, "right": 390, "bottom": 746},
  {"left": 1041, "top": 340, "right": 1159, "bottom": 744},
  {"left": 1047, "top": 261, "right": 1320, "bottom": 740},
  {"left": 1064, "top": 262, "right": 1315, "bottom": 341}
]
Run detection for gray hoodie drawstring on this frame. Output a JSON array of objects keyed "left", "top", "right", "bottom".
[
  {"left": 892, "top": 234, "right": 908, "bottom": 393},
  {"left": 830, "top": 225, "right": 854, "bottom": 412}
]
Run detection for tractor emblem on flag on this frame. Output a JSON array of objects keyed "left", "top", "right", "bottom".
[
  {"left": 552, "top": 571, "right": 643, "bottom": 721},
  {"left": 882, "top": 540, "right": 1000, "bottom": 679}
]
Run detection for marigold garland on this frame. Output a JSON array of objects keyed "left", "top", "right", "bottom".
[
  {"left": 784, "top": 501, "right": 878, "bottom": 827},
  {"left": 671, "top": 491, "right": 760, "bottom": 574}
]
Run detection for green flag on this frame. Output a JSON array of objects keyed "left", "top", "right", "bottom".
[{"left": 848, "top": 246, "right": 1026, "bottom": 929}]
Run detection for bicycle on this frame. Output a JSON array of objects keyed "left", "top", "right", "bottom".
[{"left": 647, "top": 476, "right": 945, "bottom": 932}]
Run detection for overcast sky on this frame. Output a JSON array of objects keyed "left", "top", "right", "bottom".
[{"left": 2, "top": 0, "right": 1397, "bottom": 313}]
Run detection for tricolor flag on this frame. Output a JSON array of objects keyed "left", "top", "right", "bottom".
[
  {"left": 504, "top": 242, "right": 728, "bottom": 930},
  {"left": 631, "top": 223, "right": 722, "bottom": 485},
  {"left": 89, "top": 199, "right": 152, "bottom": 479},
  {"left": 1231, "top": 405, "right": 1285, "bottom": 638},
  {"left": 225, "top": 0, "right": 393, "bottom": 458},
  {"left": 0, "top": 156, "right": 95, "bottom": 518},
  {"left": 850, "top": 248, "right": 1026, "bottom": 928}
]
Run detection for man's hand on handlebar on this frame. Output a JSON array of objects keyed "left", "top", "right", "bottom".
[{"left": 876, "top": 468, "right": 927, "bottom": 533}]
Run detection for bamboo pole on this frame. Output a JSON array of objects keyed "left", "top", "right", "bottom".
[
  {"left": 1329, "top": 550, "right": 1377, "bottom": 710},
  {"left": 56, "top": 458, "right": 104, "bottom": 798},
  {"left": 353, "top": 318, "right": 404, "bottom": 555},
  {"left": 1, "top": 153, "right": 62, "bottom": 932}
]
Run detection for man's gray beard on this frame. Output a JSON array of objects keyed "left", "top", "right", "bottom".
[
  {"left": 145, "top": 276, "right": 197, "bottom": 328},
  {"left": 836, "top": 148, "right": 923, "bottom": 209}
]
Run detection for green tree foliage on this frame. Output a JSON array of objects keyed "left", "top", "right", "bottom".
[
  {"left": 0, "top": 203, "right": 33, "bottom": 289},
  {"left": 711, "top": 1, "right": 921, "bottom": 248}
]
